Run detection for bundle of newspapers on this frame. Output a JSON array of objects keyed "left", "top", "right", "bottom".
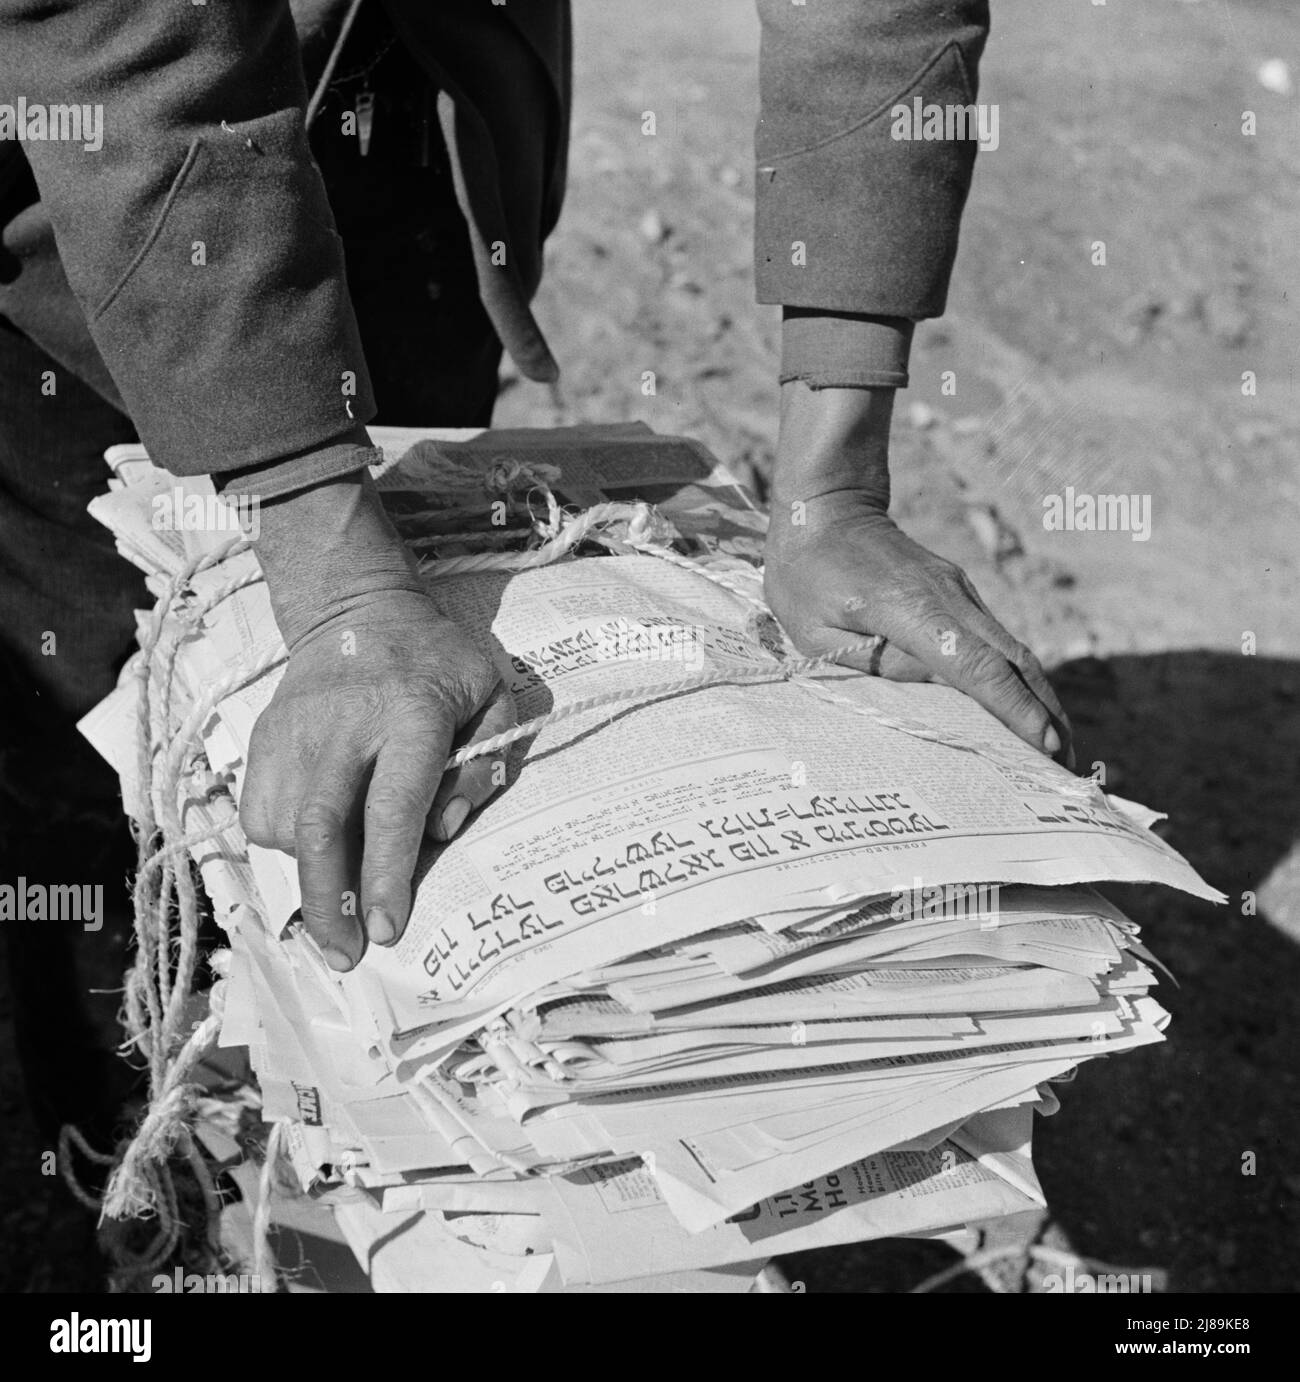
[{"left": 81, "top": 423, "right": 1220, "bottom": 1292}]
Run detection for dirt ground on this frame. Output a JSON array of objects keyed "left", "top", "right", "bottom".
[{"left": 3, "top": 0, "right": 1297, "bottom": 1292}]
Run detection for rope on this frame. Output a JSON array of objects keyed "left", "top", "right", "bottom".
[
  {"left": 446, "top": 653, "right": 853, "bottom": 768},
  {"left": 57, "top": 1124, "right": 117, "bottom": 1212},
  {"left": 103, "top": 1163, "right": 183, "bottom": 1282},
  {"left": 416, "top": 500, "right": 642, "bottom": 577},
  {"left": 102, "top": 1031, "right": 214, "bottom": 1222},
  {"left": 104, "top": 469, "right": 1091, "bottom": 1270},
  {"left": 138, "top": 811, "right": 242, "bottom": 875},
  {"left": 623, "top": 534, "right": 773, "bottom": 616},
  {"left": 252, "top": 1120, "right": 292, "bottom": 1293},
  {"left": 124, "top": 535, "right": 250, "bottom": 1078},
  {"left": 178, "top": 563, "right": 265, "bottom": 626},
  {"left": 416, "top": 494, "right": 1077, "bottom": 784}
]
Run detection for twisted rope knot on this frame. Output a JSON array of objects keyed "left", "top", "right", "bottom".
[
  {"left": 102, "top": 1083, "right": 196, "bottom": 1221},
  {"left": 482, "top": 456, "right": 562, "bottom": 495},
  {"left": 624, "top": 502, "right": 658, "bottom": 545},
  {"left": 483, "top": 456, "right": 566, "bottom": 539}
]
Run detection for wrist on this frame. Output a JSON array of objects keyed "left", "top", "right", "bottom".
[
  {"left": 765, "top": 490, "right": 898, "bottom": 575},
  {"left": 253, "top": 469, "right": 424, "bottom": 648},
  {"left": 770, "top": 381, "right": 895, "bottom": 512}
]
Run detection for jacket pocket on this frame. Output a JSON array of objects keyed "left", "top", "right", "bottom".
[
  {"left": 91, "top": 138, "right": 204, "bottom": 322},
  {"left": 761, "top": 39, "right": 978, "bottom": 164}
]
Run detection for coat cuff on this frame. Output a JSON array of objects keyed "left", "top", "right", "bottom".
[
  {"left": 212, "top": 432, "right": 383, "bottom": 501},
  {"left": 780, "top": 309, "right": 914, "bottom": 389}
]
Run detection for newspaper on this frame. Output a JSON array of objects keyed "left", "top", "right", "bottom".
[
  {"left": 78, "top": 422, "right": 1220, "bottom": 1290},
  {"left": 188, "top": 544, "right": 1213, "bottom": 1050}
]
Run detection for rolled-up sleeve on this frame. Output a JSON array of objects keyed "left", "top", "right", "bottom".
[{"left": 0, "top": 0, "right": 376, "bottom": 483}]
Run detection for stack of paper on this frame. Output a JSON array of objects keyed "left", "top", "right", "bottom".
[{"left": 81, "top": 425, "right": 1220, "bottom": 1291}]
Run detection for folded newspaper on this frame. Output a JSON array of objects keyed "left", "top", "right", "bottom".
[{"left": 81, "top": 423, "right": 1221, "bottom": 1291}]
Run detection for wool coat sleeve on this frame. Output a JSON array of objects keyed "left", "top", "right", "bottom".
[
  {"left": 0, "top": 0, "right": 378, "bottom": 486},
  {"left": 754, "top": 0, "right": 991, "bottom": 389}
]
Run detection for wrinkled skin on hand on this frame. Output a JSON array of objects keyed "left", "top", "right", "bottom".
[
  {"left": 239, "top": 588, "right": 513, "bottom": 972},
  {"left": 764, "top": 489, "right": 1073, "bottom": 764}
]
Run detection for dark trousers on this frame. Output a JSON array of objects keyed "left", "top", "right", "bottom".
[{"left": 0, "top": 32, "right": 504, "bottom": 1142}]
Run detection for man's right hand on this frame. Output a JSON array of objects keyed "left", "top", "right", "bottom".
[{"left": 239, "top": 465, "right": 512, "bottom": 972}]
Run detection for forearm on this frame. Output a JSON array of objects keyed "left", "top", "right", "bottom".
[
  {"left": 0, "top": 0, "right": 375, "bottom": 479},
  {"left": 770, "top": 381, "right": 895, "bottom": 513},
  {"left": 253, "top": 467, "right": 424, "bottom": 651},
  {"left": 755, "top": 0, "right": 988, "bottom": 459}
]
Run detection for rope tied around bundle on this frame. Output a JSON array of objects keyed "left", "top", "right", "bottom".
[{"left": 104, "top": 460, "right": 1098, "bottom": 1270}]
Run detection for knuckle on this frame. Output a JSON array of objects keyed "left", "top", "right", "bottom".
[
  {"left": 464, "top": 656, "right": 502, "bottom": 705},
  {"left": 952, "top": 639, "right": 1003, "bottom": 681},
  {"left": 303, "top": 917, "right": 352, "bottom": 960},
  {"left": 1007, "top": 640, "right": 1039, "bottom": 671},
  {"left": 999, "top": 671, "right": 1047, "bottom": 719},
  {"left": 866, "top": 604, "right": 922, "bottom": 648},
  {"left": 910, "top": 600, "right": 951, "bottom": 633},
  {"left": 392, "top": 696, "right": 456, "bottom": 742},
  {"left": 365, "top": 781, "right": 426, "bottom": 825},
  {"left": 298, "top": 907, "right": 333, "bottom": 937},
  {"left": 295, "top": 803, "right": 344, "bottom": 859},
  {"left": 963, "top": 651, "right": 1040, "bottom": 722}
]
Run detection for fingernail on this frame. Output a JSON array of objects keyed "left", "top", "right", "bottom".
[
  {"left": 367, "top": 906, "right": 396, "bottom": 946},
  {"left": 440, "top": 797, "right": 472, "bottom": 840},
  {"left": 322, "top": 945, "right": 355, "bottom": 973},
  {"left": 1043, "top": 726, "right": 1062, "bottom": 756}
]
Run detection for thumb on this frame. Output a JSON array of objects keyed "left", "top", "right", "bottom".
[{"left": 428, "top": 680, "right": 517, "bottom": 841}]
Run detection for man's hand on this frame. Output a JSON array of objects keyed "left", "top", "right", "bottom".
[
  {"left": 238, "top": 460, "right": 512, "bottom": 971},
  {"left": 765, "top": 381, "right": 1072, "bottom": 764}
]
